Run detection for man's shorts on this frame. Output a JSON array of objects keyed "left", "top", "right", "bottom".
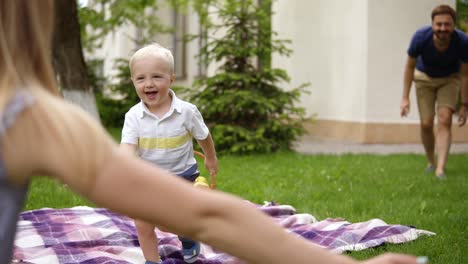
[{"left": 414, "top": 69, "right": 460, "bottom": 120}]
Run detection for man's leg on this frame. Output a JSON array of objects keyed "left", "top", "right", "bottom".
[
  {"left": 415, "top": 71, "right": 437, "bottom": 169},
  {"left": 434, "top": 73, "right": 460, "bottom": 177},
  {"left": 420, "top": 117, "right": 436, "bottom": 168},
  {"left": 435, "top": 107, "right": 453, "bottom": 176}
]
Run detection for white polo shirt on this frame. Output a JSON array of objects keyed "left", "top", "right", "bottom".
[{"left": 121, "top": 90, "right": 209, "bottom": 175}]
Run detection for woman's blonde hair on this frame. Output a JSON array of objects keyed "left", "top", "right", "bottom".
[
  {"left": 0, "top": 0, "right": 58, "bottom": 104},
  {"left": 0, "top": 0, "right": 116, "bottom": 192}
]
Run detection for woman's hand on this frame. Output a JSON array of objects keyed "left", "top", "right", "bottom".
[{"left": 361, "top": 253, "right": 425, "bottom": 264}]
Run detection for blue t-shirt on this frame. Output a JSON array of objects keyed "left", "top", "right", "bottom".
[{"left": 407, "top": 25, "right": 468, "bottom": 77}]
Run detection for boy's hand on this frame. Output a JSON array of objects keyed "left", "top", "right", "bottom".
[{"left": 204, "top": 156, "right": 218, "bottom": 177}]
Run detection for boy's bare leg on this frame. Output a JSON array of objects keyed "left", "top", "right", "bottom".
[
  {"left": 435, "top": 107, "right": 453, "bottom": 176},
  {"left": 135, "top": 219, "right": 161, "bottom": 262}
]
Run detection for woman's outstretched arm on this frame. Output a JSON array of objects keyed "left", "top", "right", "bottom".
[{"left": 5, "top": 92, "right": 419, "bottom": 264}]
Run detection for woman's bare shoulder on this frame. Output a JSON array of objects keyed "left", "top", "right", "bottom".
[{"left": 2, "top": 88, "right": 117, "bottom": 189}]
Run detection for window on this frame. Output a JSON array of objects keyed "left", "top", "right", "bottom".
[
  {"left": 172, "top": 9, "right": 187, "bottom": 78},
  {"left": 197, "top": 22, "right": 208, "bottom": 77}
]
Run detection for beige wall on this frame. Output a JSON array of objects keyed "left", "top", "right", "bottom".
[
  {"left": 88, "top": 4, "right": 202, "bottom": 88},
  {"left": 272, "top": 0, "right": 468, "bottom": 143},
  {"left": 91, "top": 0, "right": 467, "bottom": 143},
  {"left": 366, "top": 0, "right": 454, "bottom": 123},
  {"left": 305, "top": 120, "right": 468, "bottom": 143},
  {"left": 90, "top": 23, "right": 137, "bottom": 80},
  {"left": 272, "top": 0, "right": 369, "bottom": 122}
]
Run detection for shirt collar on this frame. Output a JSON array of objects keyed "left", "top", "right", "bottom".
[{"left": 138, "top": 89, "right": 182, "bottom": 118}]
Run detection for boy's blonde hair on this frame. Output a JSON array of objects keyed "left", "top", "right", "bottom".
[
  {"left": 129, "top": 43, "right": 175, "bottom": 75},
  {"left": 0, "top": 0, "right": 58, "bottom": 106}
]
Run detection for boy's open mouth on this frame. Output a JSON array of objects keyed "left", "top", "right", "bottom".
[{"left": 145, "top": 91, "right": 158, "bottom": 99}]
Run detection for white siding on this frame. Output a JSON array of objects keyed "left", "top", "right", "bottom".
[{"left": 272, "top": 0, "right": 455, "bottom": 124}]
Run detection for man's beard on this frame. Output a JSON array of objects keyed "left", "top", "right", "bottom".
[{"left": 434, "top": 31, "right": 451, "bottom": 42}]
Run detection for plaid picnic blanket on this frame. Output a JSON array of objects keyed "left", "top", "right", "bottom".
[{"left": 13, "top": 202, "right": 434, "bottom": 264}]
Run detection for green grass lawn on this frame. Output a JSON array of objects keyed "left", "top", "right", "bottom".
[{"left": 23, "top": 129, "right": 468, "bottom": 263}]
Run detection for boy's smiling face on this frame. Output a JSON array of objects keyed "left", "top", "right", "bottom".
[{"left": 131, "top": 55, "right": 175, "bottom": 112}]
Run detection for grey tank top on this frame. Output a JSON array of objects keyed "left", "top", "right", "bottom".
[{"left": 0, "top": 91, "right": 33, "bottom": 264}]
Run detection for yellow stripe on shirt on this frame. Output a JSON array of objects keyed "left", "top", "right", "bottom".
[{"left": 138, "top": 132, "right": 191, "bottom": 150}]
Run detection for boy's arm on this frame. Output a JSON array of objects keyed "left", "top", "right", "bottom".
[{"left": 196, "top": 133, "right": 218, "bottom": 176}]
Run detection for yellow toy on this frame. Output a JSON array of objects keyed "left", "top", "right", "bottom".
[
  {"left": 194, "top": 176, "right": 209, "bottom": 188},
  {"left": 193, "top": 151, "right": 216, "bottom": 189}
]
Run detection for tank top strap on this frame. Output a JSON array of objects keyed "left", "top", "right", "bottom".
[{"left": 0, "top": 90, "right": 35, "bottom": 136}]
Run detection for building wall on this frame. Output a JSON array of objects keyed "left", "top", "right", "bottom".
[
  {"left": 87, "top": 3, "right": 201, "bottom": 88},
  {"left": 90, "top": 23, "right": 137, "bottom": 80},
  {"left": 272, "top": 0, "right": 467, "bottom": 143},
  {"left": 366, "top": 0, "right": 453, "bottom": 123},
  {"left": 272, "top": 0, "right": 368, "bottom": 122},
  {"left": 89, "top": 0, "right": 467, "bottom": 143}
]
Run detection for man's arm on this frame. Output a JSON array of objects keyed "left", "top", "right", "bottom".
[
  {"left": 400, "top": 56, "right": 417, "bottom": 117},
  {"left": 458, "top": 63, "right": 468, "bottom": 126}
]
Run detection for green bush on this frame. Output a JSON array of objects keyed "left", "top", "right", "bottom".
[
  {"left": 188, "top": 0, "right": 310, "bottom": 155},
  {"left": 457, "top": 0, "right": 468, "bottom": 32},
  {"left": 94, "top": 58, "right": 138, "bottom": 128}
]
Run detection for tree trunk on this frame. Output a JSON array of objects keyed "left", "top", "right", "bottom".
[{"left": 52, "top": 0, "right": 101, "bottom": 122}]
